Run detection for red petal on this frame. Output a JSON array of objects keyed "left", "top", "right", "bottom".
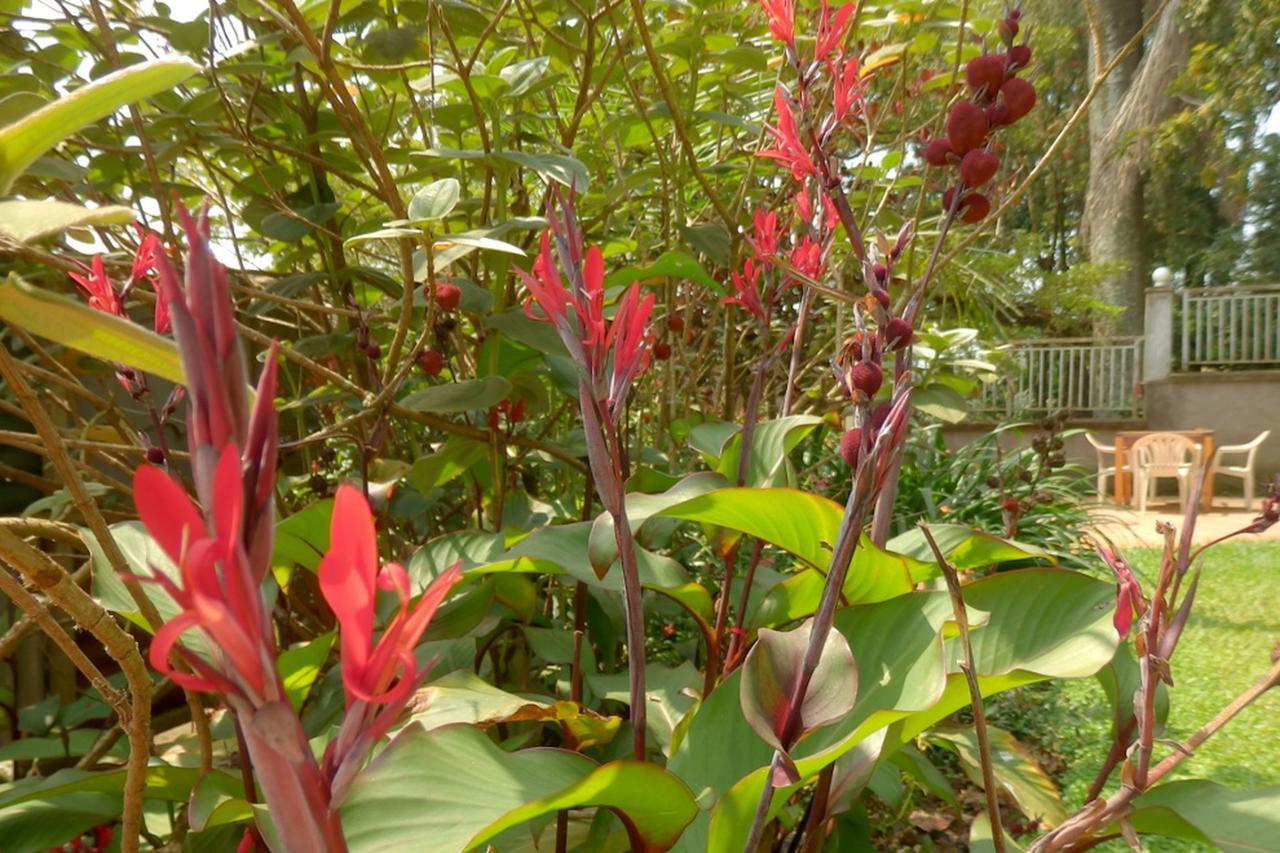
[
  {"left": 133, "top": 465, "right": 206, "bottom": 568},
  {"left": 318, "top": 485, "right": 378, "bottom": 698},
  {"left": 149, "top": 612, "right": 219, "bottom": 693}
]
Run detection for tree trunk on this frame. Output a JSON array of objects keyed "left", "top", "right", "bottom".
[{"left": 1083, "top": 0, "right": 1189, "bottom": 336}]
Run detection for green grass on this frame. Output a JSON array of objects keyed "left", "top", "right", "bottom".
[{"left": 993, "top": 540, "right": 1280, "bottom": 849}]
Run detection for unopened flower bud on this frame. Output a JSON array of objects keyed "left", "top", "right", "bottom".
[
  {"left": 959, "top": 149, "right": 1000, "bottom": 188},
  {"left": 922, "top": 138, "right": 954, "bottom": 167},
  {"left": 839, "top": 428, "right": 863, "bottom": 467},
  {"left": 417, "top": 348, "right": 444, "bottom": 376},
  {"left": 434, "top": 282, "right": 461, "bottom": 311},
  {"left": 883, "top": 317, "right": 914, "bottom": 350},
  {"left": 850, "top": 362, "right": 883, "bottom": 397},
  {"left": 946, "top": 101, "right": 989, "bottom": 154}
]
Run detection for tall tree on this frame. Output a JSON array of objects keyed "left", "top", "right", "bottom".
[{"left": 1083, "top": 0, "right": 1189, "bottom": 335}]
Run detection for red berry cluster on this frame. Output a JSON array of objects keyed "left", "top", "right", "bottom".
[{"left": 921, "top": 7, "right": 1034, "bottom": 224}]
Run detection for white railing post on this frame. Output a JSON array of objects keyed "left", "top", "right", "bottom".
[{"left": 1144, "top": 266, "right": 1174, "bottom": 382}]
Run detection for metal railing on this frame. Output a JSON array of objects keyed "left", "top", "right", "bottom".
[
  {"left": 1180, "top": 284, "right": 1280, "bottom": 368},
  {"left": 978, "top": 337, "right": 1143, "bottom": 418}
]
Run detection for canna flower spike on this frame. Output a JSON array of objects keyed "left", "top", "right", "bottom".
[{"left": 518, "top": 190, "right": 655, "bottom": 420}]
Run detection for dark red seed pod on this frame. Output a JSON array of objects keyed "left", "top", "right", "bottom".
[
  {"left": 965, "top": 54, "right": 1006, "bottom": 97},
  {"left": 959, "top": 192, "right": 992, "bottom": 223},
  {"left": 417, "top": 348, "right": 444, "bottom": 376},
  {"left": 871, "top": 262, "right": 890, "bottom": 285},
  {"left": 1007, "top": 44, "right": 1032, "bottom": 70},
  {"left": 943, "top": 186, "right": 959, "bottom": 212},
  {"left": 653, "top": 341, "right": 672, "bottom": 360},
  {"left": 869, "top": 401, "right": 892, "bottom": 432},
  {"left": 959, "top": 149, "right": 1000, "bottom": 188},
  {"left": 850, "top": 362, "right": 883, "bottom": 397},
  {"left": 667, "top": 315, "right": 685, "bottom": 333},
  {"left": 1000, "top": 77, "right": 1037, "bottom": 123},
  {"left": 1001, "top": 496, "right": 1019, "bottom": 513},
  {"left": 146, "top": 447, "right": 166, "bottom": 465},
  {"left": 365, "top": 342, "right": 381, "bottom": 360},
  {"left": 922, "top": 138, "right": 954, "bottom": 167},
  {"left": 434, "top": 282, "right": 462, "bottom": 311},
  {"left": 883, "top": 317, "right": 914, "bottom": 350},
  {"left": 839, "top": 428, "right": 863, "bottom": 467},
  {"left": 873, "top": 289, "right": 891, "bottom": 311},
  {"left": 997, "top": 18, "right": 1019, "bottom": 44},
  {"left": 987, "top": 102, "right": 1012, "bottom": 127},
  {"left": 946, "top": 101, "right": 989, "bottom": 154}
]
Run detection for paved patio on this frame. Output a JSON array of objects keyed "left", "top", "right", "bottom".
[{"left": 1088, "top": 497, "right": 1280, "bottom": 549}]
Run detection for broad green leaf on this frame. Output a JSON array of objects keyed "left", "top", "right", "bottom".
[
  {"left": 499, "top": 56, "right": 549, "bottom": 97},
  {"left": 887, "top": 523, "right": 1054, "bottom": 571},
  {"left": 408, "top": 177, "right": 460, "bottom": 222},
  {"left": 410, "top": 438, "right": 488, "bottom": 492},
  {"left": 343, "top": 226, "right": 419, "bottom": 246},
  {"left": 496, "top": 150, "right": 589, "bottom": 191},
  {"left": 340, "top": 724, "right": 696, "bottom": 851},
  {"left": 272, "top": 498, "right": 333, "bottom": 573},
  {"left": 278, "top": 632, "right": 334, "bottom": 712},
  {"left": 0, "top": 730, "right": 125, "bottom": 762},
  {"left": 1097, "top": 643, "right": 1168, "bottom": 745},
  {"left": 399, "top": 376, "right": 512, "bottom": 413},
  {"left": 587, "top": 663, "right": 700, "bottom": 755},
  {"left": 604, "top": 250, "right": 721, "bottom": 294},
  {"left": 0, "top": 55, "right": 199, "bottom": 192},
  {"left": 0, "top": 275, "right": 184, "bottom": 384},
  {"left": 930, "top": 725, "right": 1067, "bottom": 826},
  {"left": 0, "top": 200, "right": 133, "bottom": 243},
  {"left": 1125, "top": 780, "right": 1280, "bottom": 851},
  {"left": 708, "top": 415, "right": 824, "bottom": 487},
  {"left": 587, "top": 472, "right": 727, "bottom": 572},
  {"left": 83, "top": 521, "right": 179, "bottom": 632},
  {"left": 912, "top": 383, "right": 970, "bottom": 423}
]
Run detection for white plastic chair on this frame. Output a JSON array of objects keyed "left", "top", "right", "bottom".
[
  {"left": 1131, "top": 433, "right": 1200, "bottom": 513},
  {"left": 1085, "top": 432, "right": 1129, "bottom": 502},
  {"left": 1211, "top": 430, "right": 1271, "bottom": 510}
]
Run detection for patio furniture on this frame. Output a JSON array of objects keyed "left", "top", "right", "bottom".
[
  {"left": 1210, "top": 430, "right": 1271, "bottom": 510},
  {"left": 1085, "top": 432, "right": 1130, "bottom": 502},
  {"left": 1114, "top": 430, "right": 1215, "bottom": 510},
  {"left": 1131, "top": 433, "right": 1201, "bottom": 513}
]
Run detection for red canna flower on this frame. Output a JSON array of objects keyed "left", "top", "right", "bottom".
[
  {"left": 134, "top": 446, "right": 277, "bottom": 699},
  {"left": 758, "top": 87, "right": 818, "bottom": 182},
  {"left": 814, "top": 1, "right": 855, "bottom": 62},
  {"left": 724, "top": 257, "right": 767, "bottom": 322},
  {"left": 69, "top": 256, "right": 122, "bottom": 317},
  {"left": 829, "top": 54, "right": 864, "bottom": 127},
  {"left": 1098, "top": 545, "right": 1145, "bottom": 637},
  {"left": 748, "top": 209, "right": 783, "bottom": 258},
  {"left": 758, "top": 0, "right": 795, "bottom": 49},
  {"left": 319, "top": 485, "right": 462, "bottom": 708},
  {"left": 788, "top": 235, "right": 824, "bottom": 282}
]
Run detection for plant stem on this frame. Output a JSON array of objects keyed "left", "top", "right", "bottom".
[{"left": 920, "top": 523, "right": 1004, "bottom": 853}]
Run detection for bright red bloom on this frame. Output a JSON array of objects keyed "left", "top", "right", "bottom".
[
  {"left": 815, "top": 1, "right": 855, "bottom": 62},
  {"left": 69, "top": 256, "right": 122, "bottom": 316},
  {"left": 606, "top": 282, "right": 656, "bottom": 416},
  {"left": 319, "top": 484, "right": 462, "bottom": 708},
  {"left": 134, "top": 446, "right": 277, "bottom": 699},
  {"left": 830, "top": 55, "right": 864, "bottom": 127},
  {"left": 749, "top": 209, "right": 783, "bottom": 258},
  {"left": 1098, "top": 545, "right": 1145, "bottom": 637},
  {"left": 758, "top": 0, "right": 795, "bottom": 48},
  {"left": 758, "top": 87, "right": 818, "bottom": 182},
  {"left": 724, "top": 257, "right": 767, "bottom": 322},
  {"left": 788, "top": 235, "right": 824, "bottom": 282}
]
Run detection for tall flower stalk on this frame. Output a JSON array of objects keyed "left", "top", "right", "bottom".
[{"left": 518, "top": 189, "right": 655, "bottom": 759}]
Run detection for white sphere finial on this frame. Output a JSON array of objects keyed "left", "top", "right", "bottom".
[{"left": 1152, "top": 266, "right": 1172, "bottom": 287}]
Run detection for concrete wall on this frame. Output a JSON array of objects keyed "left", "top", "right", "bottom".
[{"left": 942, "top": 369, "right": 1280, "bottom": 498}]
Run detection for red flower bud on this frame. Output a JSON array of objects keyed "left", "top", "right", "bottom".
[
  {"left": 1007, "top": 45, "right": 1032, "bottom": 70},
  {"left": 839, "top": 428, "right": 863, "bottom": 467},
  {"left": 434, "top": 282, "right": 461, "bottom": 311},
  {"left": 1000, "top": 78, "right": 1037, "bottom": 123},
  {"left": 883, "top": 317, "right": 914, "bottom": 350},
  {"left": 417, "top": 348, "right": 444, "bottom": 376},
  {"left": 667, "top": 315, "right": 685, "bottom": 333},
  {"left": 959, "top": 192, "right": 992, "bottom": 223},
  {"left": 946, "top": 101, "right": 989, "bottom": 154},
  {"left": 850, "top": 362, "right": 883, "bottom": 397},
  {"left": 959, "top": 149, "right": 1000, "bottom": 188},
  {"left": 653, "top": 341, "right": 672, "bottom": 360},
  {"left": 922, "top": 138, "right": 954, "bottom": 167},
  {"left": 965, "top": 54, "right": 1005, "bottom": 97}
]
